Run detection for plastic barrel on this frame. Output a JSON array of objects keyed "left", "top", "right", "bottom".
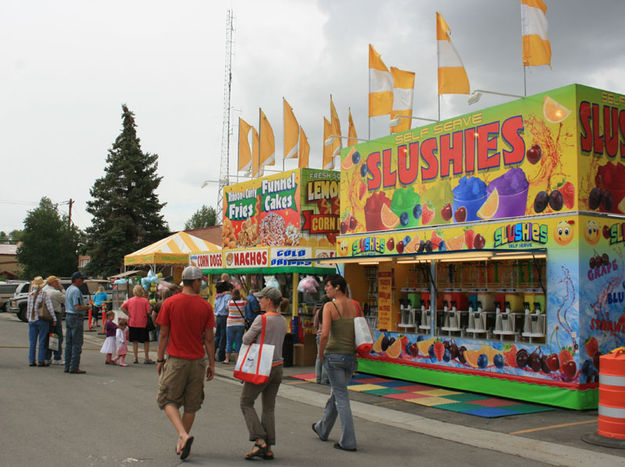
[{"left": 598, "top": 350, "right": 625, "bottom": 439}]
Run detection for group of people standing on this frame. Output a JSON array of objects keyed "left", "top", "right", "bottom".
[
  {"left": 26, "top": 271, "right": 90, "bottom": 372},
  {"left": 155, "top": 268, "right": 360, "bottom": 461},
  {"left": 213, "top": 274, "right": 262, "bottom": 364}
]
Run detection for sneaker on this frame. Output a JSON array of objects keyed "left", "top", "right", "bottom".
[
  {"left": 69, "top": 369, "right": 87, "bottom": 374},
  {"left": 144, "top": 359, "right": 155, "bottom": 364},
  {"left": 119, "top": 362, "right": 128, "bottom": 367},
  {"left": 52, "top": 360, "right": 64, "bottom": 365}
]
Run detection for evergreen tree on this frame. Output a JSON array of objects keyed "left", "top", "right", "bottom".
[
  {"left": 16, "top": 197, "right": 81, "bottom": 279},
  {"left": 85, "top": 105, "right": 169, "bottom": 276},
  {"left": 184, "top": 205, "right": 217, "bottom": 230}
]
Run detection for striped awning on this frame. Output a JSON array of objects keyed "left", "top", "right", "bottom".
[{"left": 124, "top": 232, "right": 221, "bottom": 266}]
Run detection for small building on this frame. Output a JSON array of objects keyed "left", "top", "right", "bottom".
[{"left": 0, "top": 244, "right": 20, "bottom": 279}]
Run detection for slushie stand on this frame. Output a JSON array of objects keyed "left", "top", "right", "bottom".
[{"left": 334, "top": 84, "right": 625, "bottom": 409}]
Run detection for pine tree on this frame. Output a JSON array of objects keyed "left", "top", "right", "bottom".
[
  {"left": 85, "top": 105, "right": 169, "bottom": 276},
  {"left": 17, "top": 197, "right": 81, "bottom": 279}
]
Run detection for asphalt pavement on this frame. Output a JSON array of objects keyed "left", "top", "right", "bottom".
[{"left": 1, "top": 311, "right": 624, "bottom": 466}]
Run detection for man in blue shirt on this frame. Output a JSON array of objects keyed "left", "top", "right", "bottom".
[
  {"left": 244, "top": 289, "right": 261, "bottom": 325},
  {"left": 65, "top": 271, "right": 90, "bottom": 374},
  {"left": 213, "top": 281, "right": 232, "bottom": 362}
]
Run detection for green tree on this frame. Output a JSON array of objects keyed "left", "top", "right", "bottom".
[
  {"left": 9, "top": 230, "right": 24, "bottom": 243},
  {"left": 184, "top": 205, "right": 217, "bottom": 230},
  {"left": 85, "top": 104, "right": 169, "bottom": 276},
  {"left": 16, "top": 197, "right": 82, "bottom": 279},
  {"left": 0, "top": 232, "right": 8, "bottom": 243}
]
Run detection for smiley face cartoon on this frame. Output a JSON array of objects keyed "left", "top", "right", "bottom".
[
  {"left": 584, "top": 219, "right": 600, "bottom": 245},
  {"left": 339, "top": 240, "right": 349, "bottom": 257},
  {"left": 554, "top": 219, "right": 575, "bottom": 246}
]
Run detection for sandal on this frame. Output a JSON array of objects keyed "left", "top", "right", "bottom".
[
  {"left": 245, "top": 441, "right": 266, "bottom": 460},
  {"left": 263, "top": 447, "right": 274, "bottom": 460}
]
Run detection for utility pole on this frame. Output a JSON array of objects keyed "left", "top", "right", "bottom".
[
  {"left": 68, "top": 198, "right": 74, "bottom": 228},
  {"left": 217, "top": 9, "right": 234, "bottom": 223}
]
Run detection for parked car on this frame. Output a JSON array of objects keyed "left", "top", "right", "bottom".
[
  {"left": 0, "top": 281, "right": 24, "bottom": 312},
  {"left": 10, "top": 278, "right": 97, "bottom": 322},
  {"left": 8, "top": 282, "right": 30, "bottom": 322}
]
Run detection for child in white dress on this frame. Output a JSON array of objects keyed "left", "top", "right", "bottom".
[
  {"left": 113, "top": 318, "right": 129, "bottom": 367},
  {"left": 99, "top": 311, "right": 117, "bottom": 364}
]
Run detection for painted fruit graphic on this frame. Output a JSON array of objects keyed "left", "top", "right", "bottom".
[
  {"left": 503, "top": 344, "right": 517, "bottom": 367},
  {"left": 433, "top": 341, "right": 445, "bottom": 361},
  {"left": 526, "top": 144, "right": 542, "bottom": 164},
  {"left": 560, "top": 181, "right": 575, "bottom": 209},
  {"left": 585, "top": 337, "right": 598, "bottom": 357},
  {"left": 477, "top": 188, "right": 499, "bottom": 220},
  {"left": 464, "top": 229, "right": 475, "bottom": 249},
  {"left": 380, "top": 204, "right": 400, "bottom": 229},
  {"left": 543, "top": 96, "right": 571, "bottom": 123},
  {"left": 417, "top": 337, "right": 436, "bottom": 356},
  {"left": 386, "top": 338, "right": 402, "bottom": 358},
  {"left": 372, "top": 334, "right": 385, "bottom": 353},
  {"left": 421, "top": 203, "right": 434, "bottom": 225},
  {"left": 446, "top": 234, "right": 465, "bottom": 251},
  {"left": 462, "top": 350, "right": 482, "bottom": 368}
]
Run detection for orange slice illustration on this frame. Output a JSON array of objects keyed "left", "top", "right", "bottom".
[
  {"left": 477, "top": 189, "right": 499, "bottom": 220},
  {"left": 446, "top": 233, "right": 465, "bottom": 251},
  {"left": 543, "top": 96, "right": 571, "bottom": 123},
  {"left": 380, "top": 204, "right": 400, "bottom": 229},
  {"left": 341, "top": 148, "right": 355, "bottom": 170}
]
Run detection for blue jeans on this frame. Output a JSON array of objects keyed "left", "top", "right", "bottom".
[
  {"left": 215, "top": 315, "right": 227, "bottom": 361},
  {"left": 65, "top": 314, "right": 84, "bottom": 372},
  {"left": 47, "top": 319, "right": 63, "bottom": 361},
  {"left": 28, "top": 319, "right": 49, "bottom": 364},
  {"left": 226, "top": 325, "right": 245, "bottom": 354},
  {"left": 314, "top": 353, "right": 357, "bottom": 450}
]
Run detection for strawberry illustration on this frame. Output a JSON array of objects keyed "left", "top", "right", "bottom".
[
  {"left": 584, "top": 337, "right": 598, "bottom": 357},
  {"left": 421, "top": 203, "right": 434, "bottom": 225},
  {"left": 464, "top": 229, "right": 475, "bottom": 250},
  {"left": 503, "top": 344, "right": 517, "bottom": 367},
  {"left": 560, "top": 181, "right": 575, "bottom": 209},
  {"left": 430, "top": 230, "right": 443, "bottom": 251},
  {"left": 433, "top": 341, "right": 445, "bottom": 361}
]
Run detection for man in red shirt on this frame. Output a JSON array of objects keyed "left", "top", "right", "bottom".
[{"left": 156, "top": 266, "right": 215, "bottom": 461}]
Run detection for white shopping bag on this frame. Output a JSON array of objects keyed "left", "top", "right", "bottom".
[
  {"left": 234, "top": 315, "right": 275, "bottom": 384},
  {"left": 354, "top": 316, "right": 373, "bottom": 357},
  {"left": 48, "top": 333, "right": 59, "bottom": 352}
]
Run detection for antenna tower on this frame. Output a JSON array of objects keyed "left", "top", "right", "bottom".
[{"left": 217, "top": 9, "right": 234, "bottom": 222}]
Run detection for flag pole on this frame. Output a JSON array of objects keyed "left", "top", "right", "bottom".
[
  {"left": 437, "top": 95, "right": 441, "bottom": 121},
  {"left": 523, "top": 66, "right": 527, "bottom": 97},
  {"left": 282, "top": 97, "right": 285, "bottom": 173},
  {"left": 258, "top": 107, "right": 261, "bottom": 178},
  {"left": 368, "top": 65, "right": 371, "bottom": 140}
]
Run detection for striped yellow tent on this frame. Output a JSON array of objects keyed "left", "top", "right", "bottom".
[{"left": 124, "top": 232, "right": 220, "bottom": 266}]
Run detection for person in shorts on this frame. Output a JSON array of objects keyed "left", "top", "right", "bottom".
[
  {"left": 121, "top": 285, "right": 154, "bottom": 364},
  {"left": 156, "top": 266, "right": 215, "bottom": 461}
]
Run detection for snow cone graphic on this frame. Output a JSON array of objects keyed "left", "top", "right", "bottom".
[{"left": 480, "top": 168, "right": 529, "bottom": 220}]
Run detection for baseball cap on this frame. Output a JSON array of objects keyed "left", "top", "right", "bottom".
[
  {"left": 182, "top": 266, "right": 204, "bottom": 280},
  {"left": 71, "top": 271, "right": 86, "bottom": 281},
  {"left": 254, "top": 286, "right": 282, "bottom": 301}
]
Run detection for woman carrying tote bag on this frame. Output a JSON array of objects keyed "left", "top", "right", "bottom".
[{"left": 239, "top": 286, "right": 287, "bottom": 461}]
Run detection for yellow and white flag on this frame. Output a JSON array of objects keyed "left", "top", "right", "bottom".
[
  {"left": 437, "top": 12, "right": 470, "bottom": 95},
  {"left": 369, "top": 44, "right": 393, "bottom": 117},
  {"left": 390, "top": 67, "right": 415, "bottom": 134},
  {"left": 259, "top": 109, "right": 275, "bottom": 170},
  {"left": 238, "top": 118, "right": 253, "bottom": 175},
  {"left": 330, "top": 96, "right": 342, "bottom": 155},
  {"left": 283, "top": 98, "right": 299, "bottom": 159},
  {"left": 348, "top": 108, "right": 358, "bottom": 147},
  {"left": 521, "top": 0, "right": 551, "bottom": 66},
  {"left": 322, "top": 117, "right": 334, "bottom": 170},
  {"left": 251, "top": 127, "right": 261, "bottom": 177},
  {"left": 298, "top": 126, "right": 310, "bottom": 169}
]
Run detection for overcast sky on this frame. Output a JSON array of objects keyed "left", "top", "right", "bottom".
[{"left": 2, "top": 0, "right": 625, "bottom": 235}]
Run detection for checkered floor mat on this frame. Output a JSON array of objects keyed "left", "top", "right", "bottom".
[{"left": 289, "top": 373, "right": 553, "bottom": 418}]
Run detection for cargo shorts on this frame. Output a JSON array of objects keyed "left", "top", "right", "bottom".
[{"left": 157, "top": 356, "right": 207, "bottom": 413}]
